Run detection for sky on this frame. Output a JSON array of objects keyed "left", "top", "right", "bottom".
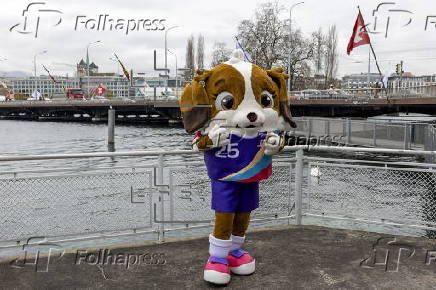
[{"left": 2, "top": 0, "right": 436, "bottom": 78}]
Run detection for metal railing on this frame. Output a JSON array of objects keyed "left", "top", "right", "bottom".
[
  {"left": 291, "top": 117, "right": 435, "bottom": 151},
  {"left": 290, "top": 83, "right": 436, "bottom": 100},
  {"left": 1, "top": 146, "right": 436, "bottom": 250}
]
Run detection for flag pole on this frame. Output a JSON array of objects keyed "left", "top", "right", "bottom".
[
  {"left": 357, "top": 6, "right": 385, "bottom": 89},
  {"left": 368, "top": 45, "right": 371, "bottom": 90}
]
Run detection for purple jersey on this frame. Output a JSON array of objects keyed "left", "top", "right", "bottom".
[{"left": 204, "top": 132, "right": 272, "bottom": 183}]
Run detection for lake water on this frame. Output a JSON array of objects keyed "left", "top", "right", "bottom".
[{"left": 0, "top": 120, "right": 193, "bottom": 172}]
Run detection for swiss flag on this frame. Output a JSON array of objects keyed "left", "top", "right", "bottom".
[
  {"left": 347, "top": 11, "right": 371, "bottom": 55},
  {"left": 95, "top": 84, "right": 106, "bottom": 96}
]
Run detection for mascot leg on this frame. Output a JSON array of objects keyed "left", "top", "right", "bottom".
[
  {"left": 204, "top": 212, "right": 234, "bottom": 284},
  {"left": 228, "top": 212, "right": 256, "bottom": 275}
]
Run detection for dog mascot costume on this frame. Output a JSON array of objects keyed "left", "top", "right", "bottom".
[{"left": 179, "top": 49, "right": 296, "bottom": 285}]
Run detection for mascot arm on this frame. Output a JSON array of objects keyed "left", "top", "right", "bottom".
[
  {"left": 192, "top": 126, "right": 230, "bottom": 151},
  {"left": 192, "top": 133, "right": 213, "bottom": 151}
]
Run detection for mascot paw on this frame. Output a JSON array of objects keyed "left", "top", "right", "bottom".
[
  {"left": 264, "top": 132, "right": 283, "bottom": 155},
  {"left": 208, "top": 125, "right": 230, "bottom": 147}
]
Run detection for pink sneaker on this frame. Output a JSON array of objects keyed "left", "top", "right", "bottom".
[
  {"left": 227, "top": 249, "right": 256, "bottom": 275},
  {"left": 203, "top": 256, "right": 231, "bottom": 285}
]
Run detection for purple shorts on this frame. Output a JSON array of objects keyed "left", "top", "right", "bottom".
[{"left": 211, "top": 179, "right": 259, "bottom": 213}]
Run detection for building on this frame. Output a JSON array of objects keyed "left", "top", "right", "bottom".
[
  {"left": 11, "top": 76, "right": 80, "bottom": 98},
  {"left": 9, "top": 56, "right": 187, "bottom": 99},
  {"left": 387, "top": 74, "right": 436, "bottom": 95},
  {"left": 142, "top": 77, "right": 185, "bottom": 88},
  {"left": 77, "top": 59, "right": 100, "bottom": 77},
  {"left": 82, "top": 76, "right": 131, "bottom": 97},
  {"left": 10, "top": 75, "right": 131, "bottom": 98},
  {"left": 342, "top": 73, "right": 381, "bottom": 89},
  {"left": 293, "top": 74, "right": 341, "bottom": 91}
]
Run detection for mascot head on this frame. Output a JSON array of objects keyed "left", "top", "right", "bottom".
[{"left": 180, "top": 49, "right": 297, "bottom": 134}]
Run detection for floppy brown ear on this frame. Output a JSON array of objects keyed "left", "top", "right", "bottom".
[
  {"left": 266, "top": 68, "right": 297, "bottom": 129},
  {"left": 179, "top": 70, "right": 212, "bottom": 134}
]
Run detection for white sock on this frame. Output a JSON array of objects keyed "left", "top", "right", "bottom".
[
  {"left": 229, "top": 235, "right": 245, "bottom": 252},
  {"left": 209, "top": 234, "right": 232, "bottom": 258}
]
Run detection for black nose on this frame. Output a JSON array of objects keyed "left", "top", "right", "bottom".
[{"left": 247, "top": 112, "right": 257, "bottom": 122}]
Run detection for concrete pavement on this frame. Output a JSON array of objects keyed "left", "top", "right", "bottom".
[{"left": 1, "top": 225, "right": 436, "bottom": 289}]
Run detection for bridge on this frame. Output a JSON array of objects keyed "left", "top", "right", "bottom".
[
  {"left": 0, "top": 99, "right": 182, "bottom": 122},
  {"left": 1, "top": 95, "right": 436, "bottom": 122}
]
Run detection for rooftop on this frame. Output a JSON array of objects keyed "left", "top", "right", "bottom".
[{"left": 2, "top": 225, "right": 436, "bottom": 289}]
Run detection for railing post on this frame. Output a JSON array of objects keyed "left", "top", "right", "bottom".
[
  {"left": 404, "top": 123, "right": 410, "bottom": 150},
  {"left": 107, "top": 109, "right": 115, "bottom": 147},
  {"left": 373, "top": 122, "right": 377, "bottom": 147},
  {"left": 307, "top": 119, "right": 313, "bottom": 145},
  {"left": 325, "top": 119, "right": 330, "bottom": 136},
  {"left": 158, "top": 154, "right": 165, "bottom": 242},
  {"left": 425, "top": 125, "right": 436, "bottom": 163},
  {"left": 295, "top": 149, "right": 304, "bottom": 225},
  {"left": 346, "top": 118, "right": 351, "bottom": 145}
]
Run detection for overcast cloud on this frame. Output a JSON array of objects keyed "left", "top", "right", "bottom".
[{"left": 2, "top": 0, "right": 436, "bottom": 78}]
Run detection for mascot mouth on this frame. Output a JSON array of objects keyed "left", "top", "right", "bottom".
[{"left": 236, "top": 123, "right": 264, "bottom": 129}]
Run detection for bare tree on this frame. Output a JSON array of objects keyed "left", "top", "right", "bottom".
[
  {"left": 286, "top": 28, "right": 313, "bottom": 90},
  {"left": 236, "top": 1, "right": 313, "bottom": 90},
  {"left": 312, "top": 28, "right": 324, "bottom": 75},
  {"left": 210, "top": 42, "right": 232, "bottom": 67},
  {"left": 236, "top": 2, "right": 285, "bottom": 69},
  {"left": 324, "top": 25, "right": 338, "bottom": 87},
  {"left": 184, "top": 35, "right": 195, "bottom": 80},
  {"left": 197, "top": 34, "right": 205, "bottom": 70}
]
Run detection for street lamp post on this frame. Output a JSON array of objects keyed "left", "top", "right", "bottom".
[
  {"left": 33, "top": 50, "right": 47, "bottom": 98},
  {"left": 164, "top": 26, "right": 179, "bottom": 95},
  {"left": 86, "top": 40, "right": 101, "bottom": 98},
  {"left": 167, "top": 49, "right": 178, "bottom": 98},
  {"left": 288, "top": 2, "right": 304, "bottom": 91},
  {"left": 109, "top": 57, "right": 120, "bottom": 76}
]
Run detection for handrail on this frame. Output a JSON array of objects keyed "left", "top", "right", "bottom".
[{"left": 1, "top": 145, "right": 436, "bottom": 162}]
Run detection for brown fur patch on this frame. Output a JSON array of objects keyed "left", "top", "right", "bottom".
[
  {"left": 232, "top": 212, "right": 251, "bottom": 237},
  {"left": 195, "top": 135, "right": 213, "bottom": 150},
  {"left": 203, "top": 64, "right": 245, "bottom": 118},
  {"left": 179, "top": 64, "right": 246, "bottom": 133},
  {"left": 266, "top": 68, "right": 297, "bottom": 128},
  {"left": 213, "top": 212, "right": 251, "bottom": 239},
  {"left": 251, "top": 65, "right": 281, "bottom": 113}
]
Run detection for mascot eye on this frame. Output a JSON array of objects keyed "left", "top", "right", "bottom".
[
  {"left": 260, "top": 91, "right": 274, "bottom": 108},
  {"left": 215, "top": 91, "right": 235, "bottom": 110}
]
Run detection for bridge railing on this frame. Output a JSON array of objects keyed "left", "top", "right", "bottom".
[
  {"left": 291, "top": 83, "right": 436, "bottom": 100},
  {"left": 1, "top": 146, "right": 436, "bottom": 252}
]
